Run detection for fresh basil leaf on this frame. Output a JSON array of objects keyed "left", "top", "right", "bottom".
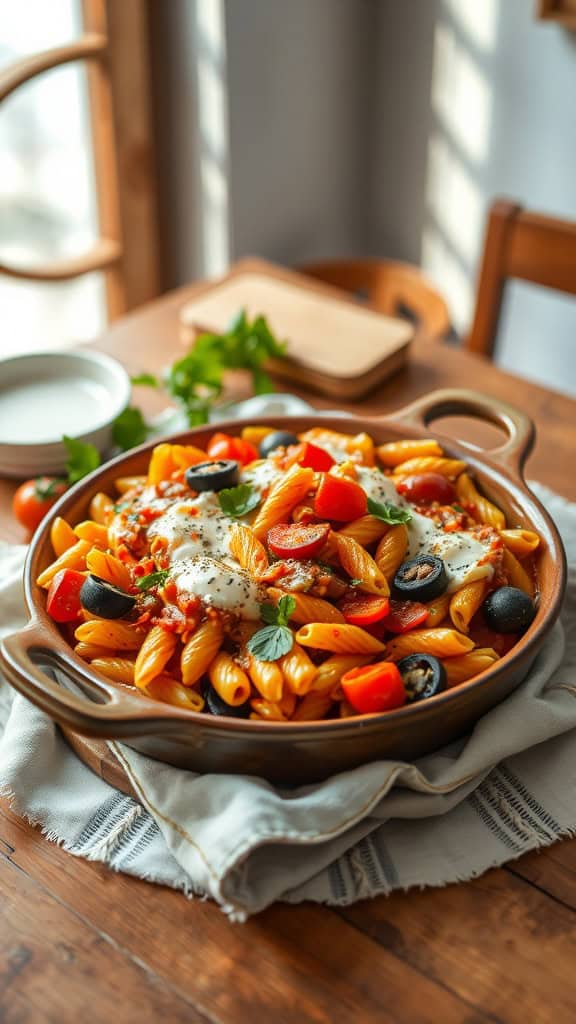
[
  {"left": 131, "top": 373, "right": 160, "bottom": 387},
  {"left": 452, "top": 503, "right": 466, "bottom": 514},
  {"left": 260, "top": 602, "right": 280, "bottom": 625},
  {"left": 63, "top": 436, "right": 101, "bottom": 484},
  {"left": 348, "top": 578, "right": 364, "bottom": 587},
  {"left": 112, "top": 406, "right": 149, "bottom": 451},
  {"left": 218, "top": 484, "right": 260, "bottom": 518},
  {"left": 247, "top": 624, "right": 294, "bottom": 662},
  {"left": 276, "top": 594, "right": 296, "bottom": 626},
  {"left": 367, "top": 496, "right": 412, "bottom": 525},
  {"left": 136, "top": 569, "right": 170, "bottom": 591}
]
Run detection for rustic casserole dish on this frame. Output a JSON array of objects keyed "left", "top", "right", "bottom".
[{"left": 0, "top": 389, "right": 566, "bottom": 784}]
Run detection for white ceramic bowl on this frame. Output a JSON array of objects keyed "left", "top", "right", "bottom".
[{"left": 0, "top": 350, "right": 131, "bottom": 478}]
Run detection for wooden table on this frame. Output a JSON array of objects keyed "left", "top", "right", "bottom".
[{"left": 2, "top": 260, "right": 576, "bottom": 1023}]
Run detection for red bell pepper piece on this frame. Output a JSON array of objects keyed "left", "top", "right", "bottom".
[
  {"left": 313, "top": 474, "right": 367, "bottom": 521},
  {"left": 341, "top": 661, "right": 406, "bottom": 714}
]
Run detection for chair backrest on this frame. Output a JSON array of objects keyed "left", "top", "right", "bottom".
[
  {"left": 0, "top": 1, "right": 160, "bottom": 320},
  {"left": 298, "top": 258, "right": 451, "bottom": 342},
  {"left": 467, "top": 199, "right": 576, "bottom": 358}
]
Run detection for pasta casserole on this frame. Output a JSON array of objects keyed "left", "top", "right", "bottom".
[{"left": 38, "top": 424, "right": 540, "bottom": 722}]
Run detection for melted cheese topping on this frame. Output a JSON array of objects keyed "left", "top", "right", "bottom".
[
  {"left": 120, "top": 450, "right": 496, "bottom": 619},
  {"left": 356, "top": 465, "right": 495, "bottom": 592}
]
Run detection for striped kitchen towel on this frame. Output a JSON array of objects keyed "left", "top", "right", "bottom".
[{"left": 1, "top": 481, "right": 575, "bottom": 921}]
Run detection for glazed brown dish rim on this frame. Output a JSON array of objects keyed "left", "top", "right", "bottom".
[{"left": 22, "top": 402, "right": 566, "bottom": 735}]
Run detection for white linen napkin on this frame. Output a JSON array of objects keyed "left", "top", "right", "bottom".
[{"left": 1, "top": 400, "right": 576, "bottom": 919}]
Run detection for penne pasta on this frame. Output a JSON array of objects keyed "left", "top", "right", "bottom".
[
  {"left": 449, "top": 580, "right": 487, "bottom": 634},
  {"left": 456, "top": 473, "right": 506, "bottom": 530},
  {"left": 502, "top": 547, "right": 535, "bottom": 597},
  {"left": 50, "top": 516, "right": 77, "bottom": 558},
  {"left": 229, "top": 523, "right": 269, "bottom": 575},
  {"left": 501, "top": 529, "right": 540, "bottom": 559},
  {"left": 312, "top": 654, "right": 373, "bottom": 693},
  {"left": 145, "top": 675, "right": 205, "bottom": 711},
  {"left": 246, "top": 653, "right": 284, "bottom": 703},
  {"left": 74, "top": 520, "right": 109, "bottom": 548},
  {"left": 181, "top": 618, "right": 224, "bottom": 687},
  {"left": 209, "top": 652, "right": 252, "bottom": 706},
  {"left": 393, "top": 457, "right": 466, "bottom": 479},
  {"left": 444, "top": 648, "right": 500, "bottom": 687},
  {"left": 89, "top": 492, "right": 114, "bottom": 525},
  {"left": 91, "top": 657, "right": 136, "bottom": 685},
  {"left": 75, "top": 619, "right": 147, "bottom": 651},
  {"left": 337, "top": 514, "right": 388, "bottom": 547},
  {"left": 279, "top": 642, "right": 317, "bottom": 695},
  {"left": 295, "top": 623, "right": 386, "bottom": 655},
  {"left": 36, "top": 540, "right": 91, "bottom": 589},
  {"left": 385, "top": 628, "right": 475, "bottom": 661},
  {"left": 375, "top": 524, "right": 409, "bottom": 581},
  {"left": 268, "top": 587, "right": 345, "bottom": 625},
  {"left": 134, "top": 625, "right": 178, "bottom": 689},
  {"left": 251, "top": 464, "right": 315, "bottom": 540},
  {"left": 85, "top": 548, "right": 132, "bottom": 592},
  {"left": 376, "top": 439, "right": 443, "bottom": 467},
  {"left": 335, "top": 534, "right": 390, "bottom": 596},
  {"left": 424, "top": 593, "right": 450, "bottom": 628}
]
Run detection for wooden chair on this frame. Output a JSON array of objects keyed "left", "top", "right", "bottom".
[
  {"left": 298, "top": 258, "right": 452, "bottom": 342},
  {"left": 468, "top": 199, "right": 576, "bottom": 358},
  {"left": 0, "top": 1, "right": 160, "bottom": 319}
]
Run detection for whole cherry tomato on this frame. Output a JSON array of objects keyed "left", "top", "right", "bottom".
[
  {"left": 313, "top": 474, "right": 367, "bottom": 521},
  {"left": 267, "top": 521, "right": 331, "bottom": 559},
  {"left": 341, "top": 661, "right": 406, "bottom": 714},
  {"left": 206, "top": 432, "right": 258, "bottom": 466},
  {"left": 13, "top": 477, "right": 68, "bottom": 532},
  {"left": 395, "top": 473, "right": 456, "bottom": 505}
]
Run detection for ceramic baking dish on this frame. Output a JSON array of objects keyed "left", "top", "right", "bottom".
[{"left": 0, "top": 389, "right": 566, "bottom": 784}]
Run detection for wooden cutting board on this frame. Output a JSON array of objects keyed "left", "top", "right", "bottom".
[{"left": 179, "top": 270, "right": 414, "bottom": 400}]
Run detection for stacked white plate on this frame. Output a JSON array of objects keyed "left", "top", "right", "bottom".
[{"left": 0, "top": 350, "right": 131, "bottom": 479}]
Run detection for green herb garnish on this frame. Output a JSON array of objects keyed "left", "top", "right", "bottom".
[
  {"left": 367, "top": 496, "right": 412, "bottom": 525},
  {"left": 166, "top": 310, "right": 288, "bottom": 426},
  {"left": 63, "top": 435, "right": 101, "bottom": 484},
  {"left": 247, "top": 595, "right": 296, "bottom": 662},
  {"left": 131, "top": 373, "right": 160, "bottom": 388},
  {"left": 452, "top": 503, "right": 466, "bottom": 515},
  {"left": 112, "top": 407, "right": 149, "bottom": 451},
  {"left": 136, "top": 569, "right": 170, "bottom": 591},
  {"left": 348, "top": 578, "right": 364, "bottom": 587},
  {"left": 218, "top": 483, "right": 260, "bottom": 518}
]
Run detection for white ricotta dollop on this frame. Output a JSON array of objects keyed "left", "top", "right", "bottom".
[{"left": 172, "top": 556, "right": 264, "bottom": 619}]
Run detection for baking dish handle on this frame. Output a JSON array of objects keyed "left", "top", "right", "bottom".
[
  {"left": 0, "top": 619, "right": 187, "bottom": 737},
  {"left": 383, "top": 388, "right": 535, "bottom": 477}
]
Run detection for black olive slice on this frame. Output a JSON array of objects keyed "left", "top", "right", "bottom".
[
  {"left": 185, "top": 459, "right": 239, "bottom": 493},
  {"left": 393, "top": 555, "right": 448, "bottom": 602},
  {"left": 201, "top": 679, "right": 251, "bottom": 718},
  {"left": 482, "top": 586, "right": 535, "bottom": 634},
  {"left": 80, "top": 574, "right": 136, "bottom": 620},
  {"left": 259, "top": 431, "right": 299, "bottom": 457},
  {"left": 397, "top": 654, "right": 447, "bottom": 702}
]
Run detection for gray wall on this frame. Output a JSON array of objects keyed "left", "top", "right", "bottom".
[
  {"left": 371, "top": 0, "right": 576, "bottom": 394},
  {"left": 225, "top": 0, "right": 376, "bottom": 266}
]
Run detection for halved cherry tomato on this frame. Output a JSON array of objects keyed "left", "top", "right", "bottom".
[
  {"left": 206, "top": 432, "right": 258, "bottom": 466},
  {"left": 341, "top": 661, "right": 406, "bottom": 714},
  {"left": 313, "top": 474, "right": 367, "bottom": 521},
  {"left": 267, "top": 521, "right": 331, "bottom": 559},
  {"left": 382, "top": 599, "right": 429, "bottom": 633},
  {"left": 13, "top": 477, "right": 68, "bottom": 532},
  {"left": 285, "top": 441, "right": 335, "bottom": 472},
  {"left": 338, "top": 592, "right": 390, "bottom": 626},
  {"left": 395, "top": 472, "right": 456, "bottom": 505},
  {"left": 46, "top": 568, "right": 86, "bottom": 623}
]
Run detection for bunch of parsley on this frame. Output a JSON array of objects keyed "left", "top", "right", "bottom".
[{"left": 113, "top": 309, "right": 287, "bottom": 451}]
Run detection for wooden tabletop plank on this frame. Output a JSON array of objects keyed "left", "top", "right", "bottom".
[
  {"left": 0, "top": 836, "right": 210, "bottom": 1023},
  {"left": 340, "top": 870, "right": 576, "bottom": 1024},
  {"left": 0, "top": 804, "right": 495, "bottom": 1024}
]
